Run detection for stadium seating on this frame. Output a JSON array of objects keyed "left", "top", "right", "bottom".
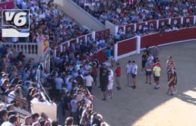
[
  {"left": 15, "top": 0, "right": 90, "bottom": 44},
  {"left": 73, "top": 0, "right": 196, "bottom": 25}
]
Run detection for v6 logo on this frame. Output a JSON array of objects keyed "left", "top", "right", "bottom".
[{"left": 2, "top": 9, "right": 30, "bottom": 38}]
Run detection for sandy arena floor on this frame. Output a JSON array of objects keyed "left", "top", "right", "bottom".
[{"left": 93, "top": 40, "right": 196, "bottom": 126}]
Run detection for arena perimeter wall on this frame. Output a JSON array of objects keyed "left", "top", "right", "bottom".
[{"left": 93, "top": 27, "right": 196, "bottom": 62}]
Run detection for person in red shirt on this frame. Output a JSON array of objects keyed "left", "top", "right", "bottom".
[{"left": 115, "top": 62, "right": 121, "bottom": 90}]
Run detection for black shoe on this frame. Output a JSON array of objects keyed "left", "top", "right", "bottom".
[
  {"left": 154, "top": 86, "right": 160, "bottom": 90},
  {"left": 116, "top": 87, "right": 121, "bottom": 90},
  {"left": 102, "top": 98, "right": 106, "bottom": 101},
  {"left": 132, "top": 85, "right": 136, "bottom": 89}
]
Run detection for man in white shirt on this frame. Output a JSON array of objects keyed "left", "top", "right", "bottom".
[
  {"left": 131, "top": 60, "right": 138, "bottom": 89},
  {"left": 85, "top": 73, "right": 94, "bottom": 93},
  {"left": 70, "top": 95, "right": 78, "bottom": 121},
  {"left": 107, "top": 68, "right": 114, "bottom": 99},
  {"left": 125, "top": 60, "right": 132, "bottom": 86},
  {"left": 54, "top": 75, "right": 64, "bottom": 91},
  {"left": 1, "top": 115, "right": 19, "bottom": 126}
]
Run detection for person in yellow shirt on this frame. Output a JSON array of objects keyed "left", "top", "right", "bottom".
[{"left": 153, "top": 62, "right": 161, "bottom": 89}]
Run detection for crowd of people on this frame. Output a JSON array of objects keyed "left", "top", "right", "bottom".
[
  {"left": 0, "top": 40, "right": 112, "bottom": 126},
  {"left": 73, "top": 0, "right": 196, "bottom": 25},
  {"left": 71, "top": 0, "right": 196, "bottom": 42},
  {"left": 50, "top": 33, "right": 115, "bottom": 125}
]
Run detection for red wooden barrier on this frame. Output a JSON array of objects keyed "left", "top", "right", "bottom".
[
  {"left": 141, "top": 27, "right": 196, "bottom": 48},
  {"left": 117, "top": 38, "right": 137, "bottom": 56}
]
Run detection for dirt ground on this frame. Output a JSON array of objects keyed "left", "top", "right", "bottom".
[{"left": 93, "top": 40, "right": 196, "bottom": 126}]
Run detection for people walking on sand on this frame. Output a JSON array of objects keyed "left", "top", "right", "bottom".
[
  {"left": 147, "top": 53, "right": 154, "bottom": 64},
  {"left": 145, "top": 59, "right": 153, "bottom": 85},
  {"left": 166, "top": 56, "right": 176, "bottom": 80},
  {"left": 167, "top": 68, "right": 177, "bottom": 95},
  {"left": 130, "top": 60, "right": 138, "bottom": 89},
  {"left": 106, "top": 46, "right": 113, "bottom": 67},
  {"left": 107, "top": 68, "right": 114, "bottom": 99},
  {"left": 100, "top": 66, "right": 108, "bottom": 101},
  {"left": 126, "top": 60, "right": 132, "bottom": 86},
  {"left": 151, "top": 45, "right": 159, "bottom": 62},
  {"left": 99, "top": 64, "right": 104, "bottom": 88},
  {"left": 141, "top": 51, "right": 148, "bottom": 72},
  {"left": 115, "top": 62, "right": 121, "bottom": 90},
  {"left": 153, "top": 61, "right": 161, "bottom": 89}
]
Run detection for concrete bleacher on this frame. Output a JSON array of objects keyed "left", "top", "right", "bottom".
[{"left": 54, "top": 0, "right": 105, "bottom": 31}]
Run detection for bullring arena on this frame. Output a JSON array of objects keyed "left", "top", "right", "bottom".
[
  {"left": 94, "top": 40, "right": 196, "bottom": 126},
  {"left": 1, "top": 0, "right": 196, "bottom": 126}
]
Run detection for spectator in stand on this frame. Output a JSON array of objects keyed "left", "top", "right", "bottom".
[
  {"left": 74, "top": 0, "right": 196, "bottom": 24},
  {"left": 0, "top": 109, "right": 8, "bottom": 125},
  {"left": 85, "top": 73, "right": 94, "bottom": 93},
  {"left": 13, "top": 0, "right": 90, "bottom": 44},
  {"left": 21, "top": 116, "right": 32, "bottom": 126},
  {"left": 65, "top": 116, "right": 74, "bottom": 126},
  {"left": 73, "top": 0, "right": 196, "bottom": 39},
  {"left": 1, "top": 114, "right": 19, "bottom": 126}
]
